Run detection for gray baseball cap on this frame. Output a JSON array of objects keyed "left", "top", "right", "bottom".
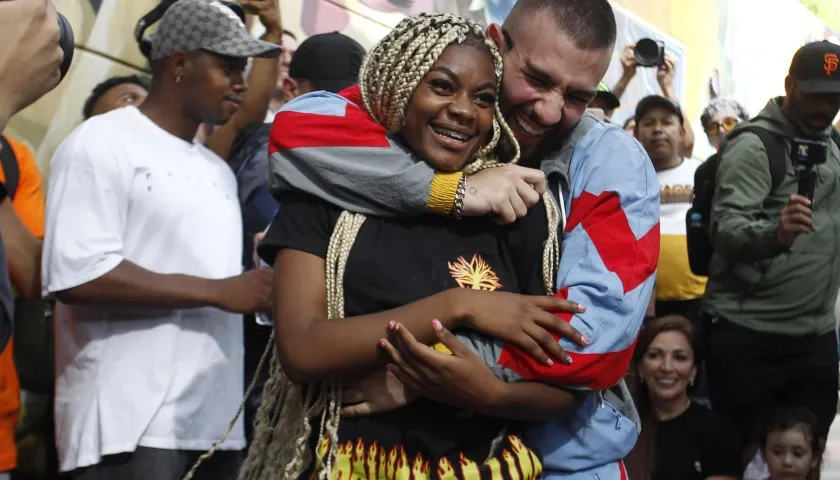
[{"left": 150, "top": 0, "right": 282, "bottom": 61}]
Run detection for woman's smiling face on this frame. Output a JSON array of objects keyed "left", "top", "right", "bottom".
[
  {"left": 638, "top": 330, "right": 696, "bottom": 403},
  {"left": 399, "top": 41, "right": 497, "bottom": 172}
]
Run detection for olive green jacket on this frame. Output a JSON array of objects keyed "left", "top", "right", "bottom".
[{"left": 703, "top": 97, "right": 840, "bottom": 335}]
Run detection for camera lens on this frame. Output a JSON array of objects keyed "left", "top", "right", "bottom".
[
  {"left": 57, "top": 12, "right": 75, "bottom": 82},
  {"left": 634, "top": 38, "right": 660, "bottom": 68}
]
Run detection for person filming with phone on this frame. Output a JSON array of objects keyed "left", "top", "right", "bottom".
[{"left": 701, "top": 40, "right": 840, "bottom": 477}]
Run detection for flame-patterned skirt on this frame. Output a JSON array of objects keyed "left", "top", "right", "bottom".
[{"left": 304, "top": 398, "right": 543, "bottom": 480}]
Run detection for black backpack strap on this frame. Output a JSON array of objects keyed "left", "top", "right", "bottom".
[
  {"left": 0, "top": 136, "right": 19, "bottom": 200},
  {"left": 730, "top": 126, "right": 787, "bottom": 192}
]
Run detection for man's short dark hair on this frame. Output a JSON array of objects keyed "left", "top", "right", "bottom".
[
  {"left": 83, "top": 75, "right": 150, "bottom": 119},
  {"left": 505, "top": 0, "right": 617, "bottom": 51}
]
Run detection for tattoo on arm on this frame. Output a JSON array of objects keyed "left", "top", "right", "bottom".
[{"left": 468, "top": 187, "right": 478, "bottom": 196}]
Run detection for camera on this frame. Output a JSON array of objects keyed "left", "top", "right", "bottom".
[
  {"left": 135, "top": 0, "right": 246, "bottom": 60},
  {"left": 790, "top": 137, "right": 828, "bottom": 169},
  {"left": 57, "top": 12, "right": 74, "bottom": 83},
  {"left": 634, "top": 38, "right": 665, "bottom": 68},
  {"left": 790, "top": 137, "right": 828, "bottom": 202}
]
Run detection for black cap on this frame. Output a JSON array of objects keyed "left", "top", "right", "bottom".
[
  {"left": 594, "top": 82, "right": 620, "bottom": 109},
  {"left": 789, "top": 40, "right": 840, "bottom": 94},
  {"left": 288, "top": 32, "right": 366, "bottom": 94},
  {"left": 635, "top": 95, "right": 684, "bottom": 125}
]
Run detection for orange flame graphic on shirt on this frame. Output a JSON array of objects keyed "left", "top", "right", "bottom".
[
  {"left": 438, "top": 457, "right": 457, "bottom": 479},
  {"left": 315, "top": 434, "right": 541, "bottom": 479},
  {"left": 826, "top": 53, "right": 839, "bottom": 76},
  {"left": 459, "top": 453, "right": 480, "bottom": 478},
  {"left": 411, "top": 455, "right": 431, "bottom": 478},
  {"left": 448, "top": 255, "right": 503, "bottom": 291}
]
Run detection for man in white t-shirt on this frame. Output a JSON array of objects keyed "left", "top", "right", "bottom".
[
  {"left": 635, "top": 95, "right": 707, "bottom": 326},
  {"left": 41, "top": 1, "right": 281, "bottom": 478}
]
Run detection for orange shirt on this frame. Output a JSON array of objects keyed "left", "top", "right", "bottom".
[
  {"left": 0, "top": 137, "right": 46, "bottom": 471},
  {"left": 1, "top": 138, "right": 45, "bottom": 237}
]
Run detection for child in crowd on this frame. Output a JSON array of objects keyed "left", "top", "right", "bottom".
[{"left": 761, "top": 406, "right": 822, "bottom": 480}]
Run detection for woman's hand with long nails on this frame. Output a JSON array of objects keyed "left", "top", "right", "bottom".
[
  {"left": 379, "top": 320, "right": 508, "bottom": 414},
  {"left": 455, "top": 289, "right": 590, "bottom": 366}
]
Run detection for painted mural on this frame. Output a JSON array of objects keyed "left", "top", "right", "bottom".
[{"left": 5, "top": 0, "right": 839, "bottom": 176}]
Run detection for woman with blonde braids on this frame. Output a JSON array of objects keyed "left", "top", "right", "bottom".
[{"left": 251, "top": 13, "right": 588, "bottom": 480}]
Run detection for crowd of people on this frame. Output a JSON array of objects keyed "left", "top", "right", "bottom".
[{"left": 1, "top": 0, "right": 840, "bottom": 479}]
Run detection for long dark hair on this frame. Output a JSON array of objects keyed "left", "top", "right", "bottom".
[{"left": 624, "top": 315, "right": 701, "bottom": 480}]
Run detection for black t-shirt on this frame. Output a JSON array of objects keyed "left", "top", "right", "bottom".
[
  {"left": 258, "top": 192, "right": 549, "bottom": 479},
  {"left": 653, "top": 402, "right": 742, "bottom": 480}
]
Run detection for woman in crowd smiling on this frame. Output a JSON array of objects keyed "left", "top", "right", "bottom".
[{"left": 626, "top": 315, "right": 742, "bottom": 480}]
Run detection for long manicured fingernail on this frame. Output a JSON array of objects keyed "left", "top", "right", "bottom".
[
  {"left": 379, "top": 339, "right": 386, "bottom": 348},
  {"left": 581, "top": 336, "right": 591, "bottom": 345},
  {"left": 565, "top": 354, "right": 574, "bottom": 364},
  {"left": 545, "top": 358, "right": 554, "bottom": 366},
  {"left": 576, "top": 303, "right": 586, "bottom": 312},
  {"left": 388, "top": 321, "right": 396, "bottom": 330},
  {"left": 432, "top": 319, "right": 442, "bottom": 330}
]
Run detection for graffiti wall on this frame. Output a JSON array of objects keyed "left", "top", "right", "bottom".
[{"left": 6, "top": 0, "right": 838, "bottom": 175}]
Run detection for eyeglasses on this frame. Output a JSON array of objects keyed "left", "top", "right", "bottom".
[{"left": 705, "top": 118, "right": 739, "bottom": 135}]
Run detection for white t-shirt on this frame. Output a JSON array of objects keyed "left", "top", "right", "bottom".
[
  {"left": 656, "top": 158, "right": 707, "bottom": 301},
  {"left": 42, "top": 107, "right": 245, "bottom": 472}
]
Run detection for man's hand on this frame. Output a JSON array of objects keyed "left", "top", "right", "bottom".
[
  {"left": 0, "top": 0, "right": 63, "bottom": 129},
  {"left": 341, "top": 369, "right": 419, "bottom": 417},
  {"left": 777, "top": 194, "right": 813, "bottom": 247},
  {"left": 657, "top": 54, "right": 677, "bottom": 98},
  {"left": 462, "top": 165, "right": 547, "bottom": 224},
  {"left": 620, "top": 44, "right": 638, "bottom": 80},
  {"left": 240, "top": 0, "right": 282, "bottom": 39},
  {"left": 455, "top": 289, "right": 589, "bottom": 366},
  {"left": 211, "top": 268, "right": 272, "bottom": 314}
]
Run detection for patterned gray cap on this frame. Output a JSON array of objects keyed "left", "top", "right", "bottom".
[{"left": 150, "top": 0, "right": 281, "bottom": 61}]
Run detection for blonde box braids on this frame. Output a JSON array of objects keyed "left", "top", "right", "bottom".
[{"left": 183, "top": 13, "right": 561, "bottom": 480}]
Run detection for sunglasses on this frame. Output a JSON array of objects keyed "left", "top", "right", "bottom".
[{"left": 705, "top": 118, "right": 739, "bottom": 135}]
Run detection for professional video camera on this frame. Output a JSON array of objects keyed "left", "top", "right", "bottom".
[
  {"left": 134, "top": 0, "right": 246, "bottom": 59},
  {"left": 790, "top": 137, "right": 828, "bottom": 203}
]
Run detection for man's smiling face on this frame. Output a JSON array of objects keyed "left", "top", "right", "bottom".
[{"left": 488, "top": 16, "right": 611, "bottom": 161}]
